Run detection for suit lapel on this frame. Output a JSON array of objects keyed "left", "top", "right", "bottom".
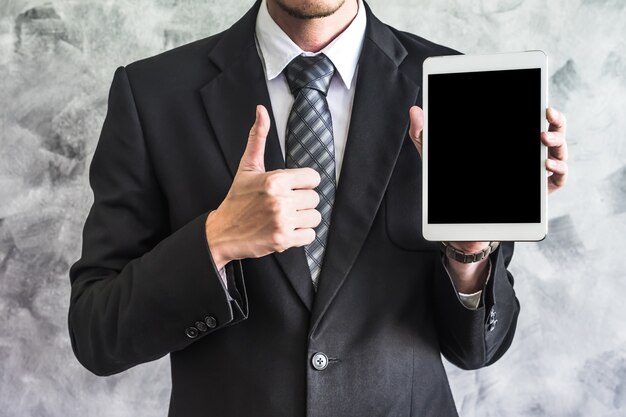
[
  {"left": 198, "top": 2, "right": 420, "bottom": 319},
  {"left": 199, "top": 2, "right": 315, "bottom": 311},
  {"left": 309, "top": 7, "right": 421, "bottom": 333}
]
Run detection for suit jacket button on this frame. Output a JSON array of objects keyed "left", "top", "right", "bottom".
[
  {"left": 195, "top": 321, "right": 208, "bottom": 332},
  {"left": 185, "top": 327, "right": 199, "bottom": 339},
  {"left": 205, "top": 316, "right": 218, "bottom": 329},
  {"left": 312, "top": 352, "right": 328, "bottom": 371}
]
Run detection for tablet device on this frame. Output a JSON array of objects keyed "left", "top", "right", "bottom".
[{"left": 422, "top": 50, "right": 548, "bottom": 241}]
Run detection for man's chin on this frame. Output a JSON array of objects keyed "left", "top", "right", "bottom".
[{"left": 274, "top": 0, "right": 346, "bottom": 19}]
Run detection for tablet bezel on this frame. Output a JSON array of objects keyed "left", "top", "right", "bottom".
[{"left": 422, "top": 50, "right": 548, "bottom": 242}]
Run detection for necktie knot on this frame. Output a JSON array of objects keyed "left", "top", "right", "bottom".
[{"left": 285, "top": 54, "right": 335, "bottom": 96}]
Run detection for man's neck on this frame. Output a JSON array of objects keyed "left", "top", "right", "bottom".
[{"left": 266, "top": 0, "right": 359, "bottom": 52}]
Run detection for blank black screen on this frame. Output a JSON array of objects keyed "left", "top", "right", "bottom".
[{"left": 428, "top": 69, "right": 541, "bottom": 223}]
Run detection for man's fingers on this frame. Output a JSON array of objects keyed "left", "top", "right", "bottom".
[
  {"left": 546, "top": 158, "right": 568, "bottom": 176},
  {"left": 294, "top": 209, "right": 322, "bottom": 229},
  {"left": 292, "top": 189, "right": 320, "bottom": 210},
  {"left": 239, "top": 105, "right": 270, "bottom": 172},
  {"left": 546, "top": 158, "right": 568, "bottom": 191},
  {"left": 543, "top": 108, "right": 568, "bottom": 193},
  {"left": 285, "top": 167, "right": 322, "bottom": 190},
  {"left": 541, "top": 131, "right": 566, "bottom": 148},
  {"left": 408, "top": 106, "right": 424, "bottom": 157},
  {"left": 543, "top": 107, "right": 568, "bottom": 165},
  {"left": 290, "top": 228, "right": 316, "bottom": 247},
  {"left": 547, "top": 107, "right": 566, "bottom": 133},
  {"left": 541, "top": 131, "right": 568, "bottom": 161},
  {"left": 409, "top": 106, "right": 424, "bottom": 139}
]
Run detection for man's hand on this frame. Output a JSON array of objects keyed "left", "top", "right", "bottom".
[
  {"left": 408, "top": 106, "right": 569, "bottom": 193},
  {"left": 407, "top": 105, "right": 570, "bottom": 292},
  {"left": 408, "top": 106, "right": 491, "bottom": 291},
  {"left": 542, "top": 107, "right": 568, "bottom": 193},
  {"left": 205, "top": 105, "right": 322, "bottom": 270}
]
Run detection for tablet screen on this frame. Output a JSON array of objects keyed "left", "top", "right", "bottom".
[{"left": 428, "top": 68, "right": 541, "bottom": 224}]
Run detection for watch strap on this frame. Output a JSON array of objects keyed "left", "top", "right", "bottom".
[{"left": 440, "top": 241, "right": 500, "bottom": 264}]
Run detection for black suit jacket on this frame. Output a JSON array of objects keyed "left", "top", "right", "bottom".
[{"left": 69, "top": 2, "right": 520, "bottom": 416}]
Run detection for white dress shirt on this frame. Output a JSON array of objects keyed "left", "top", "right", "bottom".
[
  {"left": 255, "top": 0, "right": 366, "bottom": 181},
  {"left": 217, "top": 0, "right": 488, "bottom": 310}
]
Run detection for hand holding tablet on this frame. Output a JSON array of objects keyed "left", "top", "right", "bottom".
[{"left": 420, "top": 51, "right": 549, "bottom": 242}]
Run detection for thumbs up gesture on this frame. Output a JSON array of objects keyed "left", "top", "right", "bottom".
[{"left": 205, "top": 105, "right": 322, "bottom": 270}]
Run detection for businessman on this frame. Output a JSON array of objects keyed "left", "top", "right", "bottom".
[{"left": 68, "top": 0, "right": 569, "bottom": 416}]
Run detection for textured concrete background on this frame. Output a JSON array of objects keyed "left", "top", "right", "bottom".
[{"left": 0, "top": 0, "right": 624, "bottom": 416}]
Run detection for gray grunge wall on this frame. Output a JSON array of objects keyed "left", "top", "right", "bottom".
[{"left": 1, "top": 0, "right": 624, "bottom": 416}]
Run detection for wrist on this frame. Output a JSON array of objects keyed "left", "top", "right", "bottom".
[
  {"left": 205, "top": 210, "right": 230, "bottom": 270},
  {"left": 441, "top": 241, "right": 496, "bottom": 294},
  {"left": 445, "top": 255, "right": 490, "bottom": 293}
]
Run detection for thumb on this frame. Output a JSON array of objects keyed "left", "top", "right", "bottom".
[
  {"left": 239, "top": 105, "right": 270, "bottom": 172},
  {"left": 408, "top": 105, "right": 424, "bottom": 159}
]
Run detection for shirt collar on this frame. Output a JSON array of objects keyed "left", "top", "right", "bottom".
[{"left": 255, "top": 0, "right": 367, "bottom": 89}]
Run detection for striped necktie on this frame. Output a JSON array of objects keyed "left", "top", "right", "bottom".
[{"left": 284, "top": 54, "right": 336, "bottom": 290}]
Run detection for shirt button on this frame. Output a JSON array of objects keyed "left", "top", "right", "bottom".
[
  {"left": 185, "top": 327, "right": 199, "bottom": 339},
  {"left": 311, "top": 352, "right": 329, "bottom": 371},
  {"left": 205, "top": 316, "right": 218, "bottom": 329},
  {"left": 195, "top": 321, "right": 208, "bottom": 332}
]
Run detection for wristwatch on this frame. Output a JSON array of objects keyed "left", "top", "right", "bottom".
[{"left": 439, "top": 241, "right": 500, "bottom": 264}]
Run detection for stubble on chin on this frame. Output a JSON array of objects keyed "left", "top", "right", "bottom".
[{"left": 273, "top": 0, "right": 346, "bottom": 19}]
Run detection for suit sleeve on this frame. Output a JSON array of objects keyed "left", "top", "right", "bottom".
[
  {"left": 68, "top": 66, "right": 248, "bottom": 377},
  {"left": 433, "top": 242, "right": 520, "bottom": 370}
]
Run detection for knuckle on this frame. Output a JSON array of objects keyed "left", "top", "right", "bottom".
[
  {"left": 270, "top": 230, "right": 286, "bottom": 250},
  {"left": 262, "top": 176, "right": 274, "bottom": 192},
  {"left": 263, "top": 172, "right": 284, "bottom": 194},
  {"left": 266, "top": 196, "right": 282, "bottom": 214},
  {"left": 273, "top": 213, "right": 289, "bottom": 233}
]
